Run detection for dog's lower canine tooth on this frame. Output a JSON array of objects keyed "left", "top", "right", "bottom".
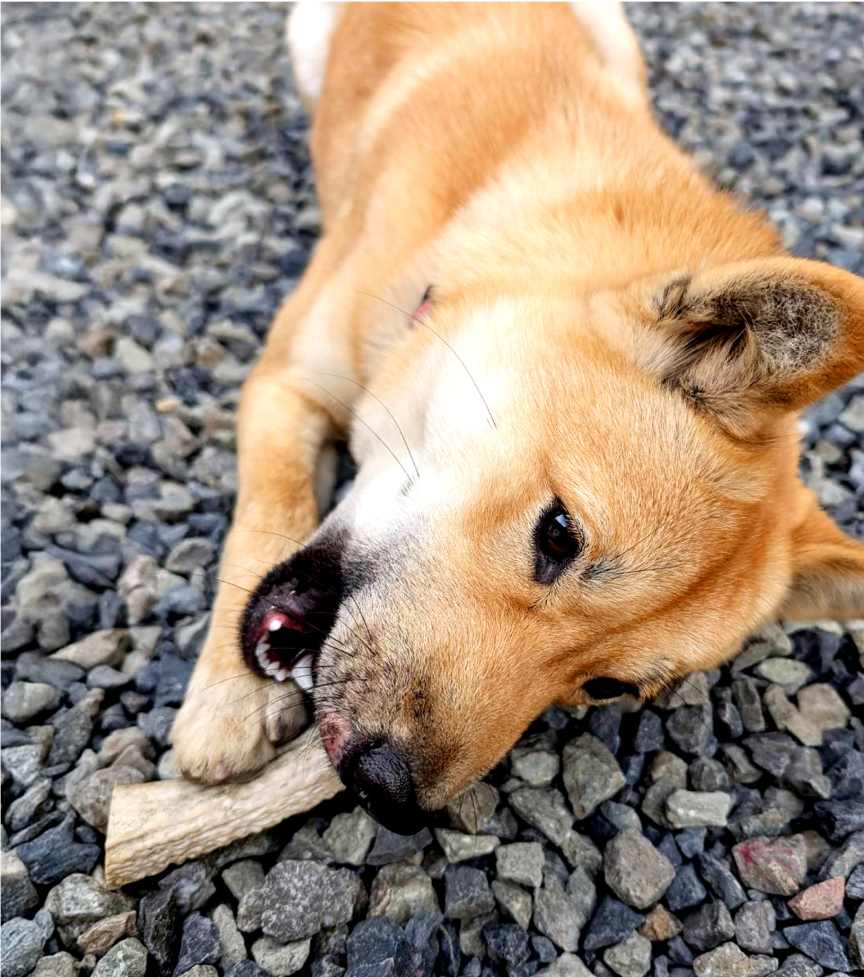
[{"left": 291, "top": 655, "right": 314, "bottom": 692}]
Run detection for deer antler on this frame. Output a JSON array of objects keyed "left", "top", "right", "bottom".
[{"left": 104, "top": 727, "right": 343, "bottom": 889}]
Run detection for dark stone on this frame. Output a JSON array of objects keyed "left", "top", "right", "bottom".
[
  {"left": 261, "top": 860, "right": 361, "bottom": 942},
  {"left": 225, "top": 965, "right": 274, "bottom": 977},
  {"left": 173, "top": 913, "right": 220, "bottom": 976},
  {"left": 405, "top": 912, "right": 441, "bottom": 977},
  {"left": 732, "top": 679, "right": 765, "bottom": 734},
  {"left": 46, "top": 690, "right": 103, "bottom": 767},
  {"left": 588, "top": 705, "right": 622, "bottom": 755},
  {"left": 633, "top": 710, "right": 665, "bottom": 753},
  {"left": 823, "top": 728, "right": 855, "bottom": 766},
  {"left": 366, "top": 827, "right": 432, "bottom": 866},
  {"left": 714, "top": 698, "right": 744, "bottom": 740},
  {"left": 664, "top": 864, "right": 707, "bottom": 912},
  {"left": 697, "top": 853, "right": 747, "bottom": 910},
  {"left": 444, "top": 866, "right": 495, "bottom": 922},
  {"left": 15, "top": 813, "right": 100, "bottom": 886},
  {"left": 728, "top": 141, "right": 755, "bottom": 168},
  {"left": 139, "top": 886, "right": 181, "bottom": 976},
  {"left": 531, "top": 936, "right": 556, "bottom": 964},
  {"left": 158, "top": 862, "right": 216, "bottom": 915},
  {"left": 438, "top": 921, "right": 460, "bottom": 977},
  {"left": 657, "top": 834, "right": 682, "bottom": 868},
  {"left": 814, "top": 799, "right": 864, "bottom": 841},
  {"left": 830, "top": 750, "right": 864, "bottom": 798},
  {"left": 783, "top": 748, "right": 831, "bottom": 799},
  {"left": 667, "top": 937, "right": 694, "bottom": 966},
  {"left": 483, "top": 924, "right": 530, "bottom": 966},
  {"left": 581, "top": 896, "right": 645, "bottom": 952},
  {"left": 667, "top": 706, "right": 715, "bottom": 757},
  {"left": 311, "top": 956, "right": 344, "bottom": 977},
  {"left": 676, "top": 829, "right": 707, "bottom": 859},
  {"left": 154, "top": 655, "right": 194, "bottom": 708},
  {"left": 620, "top": 753, "right": 645, "bottom": 786},
  {"left": 784, "top": 921, "right": 850, "bottom": 971},
  {"left": 14, "top": 652, "right": 85, "bottom": 689},
  {"left": 681, "top": 902, "right": 735, "bottom": 951},
  {"left": 689, "top": 758, "right": 729, "bottom": 792},
  {"left": 346, "top": 918, "right": 412, "bottom": 974},
  {"left": 847, "top": 863, "right": 864, "bottom": 900},
  {"left": 744, "top": 733, "right": 797, "bottom": 777}
]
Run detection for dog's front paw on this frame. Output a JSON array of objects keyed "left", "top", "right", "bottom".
[{"left": 171, "top": 667, "right": 308, "bottom": 783}]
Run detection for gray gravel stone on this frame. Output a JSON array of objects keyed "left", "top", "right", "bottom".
[
  {"left": 443, "top": 866, "right": 495, "bottom": 923},
  {"left": 667, "top": 790, "right": 732, "bottom": 828},
  {"left": 784, "top": 921, "right": 851, "bottom": 971},
  {"left": 209, "top": 906, "right": 246, "bottom": 968},
  {"left": 734, "top": 902, "right": 775, "bottom": 955},
  {"left": 495, "top": 842, "right": 545, "bottom": 888},
  {"left": 533, "top": 879, "right": 585, "bottom": 952},
  {"left": 92, "top": 939, "right": 148, "bottom": 977},
  {"left": 1, "top": 911, "right": 55, "bottom": 977},
  {"left": 491, "top": 880, "right": 532, "bottom": 930},
  {"left": 260, "top": 861, "right": 361, "bottom": 942},
  {"left": 509, "top": 787, "right": 573, "bottom": 846},
  {"left": 434, "top": 828, "right": 498, "bottom": 863},
  {"left": 604, "top": 829, "right": 675, "bottom": 910},
  {"left": 683, "top": 902, "right": 736, "bottom": 951},
  {"left": 693, "top": 942, "right": 778, "bottom": 977},
  {"left": 322, "top": 810, "right": 376, "bottom": 865},
  {"left": 368, "top": 863, "right": 439, "bottom": 924},
  {"left": 250, "top": 936, "right": 310, "bottom": 976},
  {"left": 2, "top": 682, "right": 61, "bottom": 723},
  {"left": 0, "top": 851, "right": 39, "bottom": 923},
  {"left": 562, "top": 733, "right": 625, "bottom": 820},
  {"left": 604, "top": 931, "right": 652, "bottom": 977}
]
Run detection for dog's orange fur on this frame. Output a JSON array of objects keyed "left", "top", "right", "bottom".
[{"left": 172, "top": 3, "right": 864, "bottom": 805}]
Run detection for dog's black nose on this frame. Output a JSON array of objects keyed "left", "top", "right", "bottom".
[{"left": 341, "top": 740, "right": 428, "bottom": 835}]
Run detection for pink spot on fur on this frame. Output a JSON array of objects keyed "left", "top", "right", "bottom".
[{"left": 319, "top": 710, "right": 351, "bottom": 768}]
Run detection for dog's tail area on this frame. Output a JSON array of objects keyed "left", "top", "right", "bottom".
[{"left": 286, "top": 1, "right": 343, "bottom": 113}]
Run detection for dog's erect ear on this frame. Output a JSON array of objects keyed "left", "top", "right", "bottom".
[
  {"left": 780, "top": 503, "right": 864, "bottom": 621},
  {"left": 638, "top": 257, "right": 864, "bottom": 437}
]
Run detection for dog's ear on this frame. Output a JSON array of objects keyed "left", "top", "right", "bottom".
[
  {"left": 780, "top": 502, "right": 864, "bottom": 621},
  {"left": 638, "top": 257, "right": 864, "bottom": 437}
]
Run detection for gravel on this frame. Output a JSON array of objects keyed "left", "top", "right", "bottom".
[{"left": 2, "top": 3, "right": 862, "bottom": 977}]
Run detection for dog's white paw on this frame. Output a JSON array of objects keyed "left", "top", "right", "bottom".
[{"left": 171, "top": 667, "right": 309, "bottom": 783}]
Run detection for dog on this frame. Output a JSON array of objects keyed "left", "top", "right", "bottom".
[{"left": 172, "top": 2, "right": 864, "bottom": 833}]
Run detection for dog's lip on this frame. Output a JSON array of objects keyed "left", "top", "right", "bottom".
[{"left": 249, "top": 609, "right": 312, "bottom": 683}]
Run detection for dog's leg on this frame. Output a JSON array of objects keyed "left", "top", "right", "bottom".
[{"left": 171, "top": 352, "right": 336, "bottom": 781}]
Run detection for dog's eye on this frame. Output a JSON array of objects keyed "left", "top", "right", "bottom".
[
  {"left": 583, "top": 677, "right": 638, "bottom": 700},
  {"left": 535, "top": 501, "right": 583, "bottom": 583}
]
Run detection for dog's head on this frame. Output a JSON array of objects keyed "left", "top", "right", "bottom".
[{"left": 243, "top": 255, "right": 864, "bottom": 832}]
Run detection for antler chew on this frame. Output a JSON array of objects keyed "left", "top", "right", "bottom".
[{"left": 104, "top": 727, "right": 343, "bottom": 889}]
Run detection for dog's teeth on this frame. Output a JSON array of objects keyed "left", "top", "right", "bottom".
[
  {"left": 255, "top": 640, "right": 275, "bottom": 672},
  {"left": 268, "top": 618, "right": 284, "bottom": 632},
  {"left": 273, "top": 667, "right": 290, "bottom": 683},
  {"left": 291, "top": 655, "right": 314, "bottom": 692}
]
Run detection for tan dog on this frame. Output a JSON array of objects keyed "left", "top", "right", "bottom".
[{"left": 172, "top": 2, "right": 864, "bottom": 831}]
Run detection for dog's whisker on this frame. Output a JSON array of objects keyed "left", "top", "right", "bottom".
[
  {"left": 358, "top": 290, "right": 498, "bottom": 430},
  {"left": 311, "top": 371, "right": 421, "bottom": 479}
]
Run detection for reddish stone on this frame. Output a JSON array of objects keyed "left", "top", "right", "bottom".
[
  {"left": 789, "top": 877, "right": 846, "bottom": 920},
  {"left": 639, "top": 905, "right": 682, "bottom": 941},
  {"left": 732, "top": 835, "right": 807, "bottom": 896}
]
